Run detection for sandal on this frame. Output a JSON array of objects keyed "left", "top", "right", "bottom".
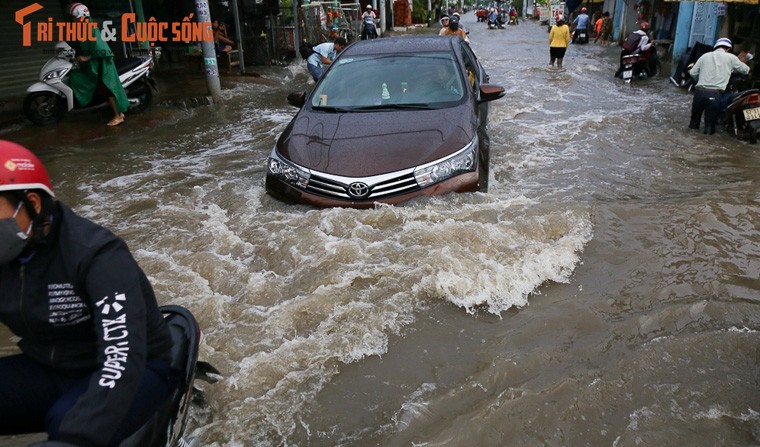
[{"left": 107, "top": 114, "right": 125, "bottom": 127}]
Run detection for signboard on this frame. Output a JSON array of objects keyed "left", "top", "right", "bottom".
[
  {"left": 537, "top": 5, "right": 549, "bottom": 21},
  {"left": 549, "top": 0, "right": 565, "bottom": 26}
]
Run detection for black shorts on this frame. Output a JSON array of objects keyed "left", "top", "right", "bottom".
[{"left": 550, "top": 47, "right": 567, "bottom": 59}]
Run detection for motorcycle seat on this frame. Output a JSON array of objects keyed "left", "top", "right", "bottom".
[{"left": 115, "top": 57, "right": 149, "bottom": 74}]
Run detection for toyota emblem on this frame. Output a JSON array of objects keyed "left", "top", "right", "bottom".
[{"left": 347, "top": 182, "right": 370, "bottom": 198}]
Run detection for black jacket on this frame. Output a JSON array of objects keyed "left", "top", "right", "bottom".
[{"left": 0, "top": 201, "right": 173, "bottom": 447}]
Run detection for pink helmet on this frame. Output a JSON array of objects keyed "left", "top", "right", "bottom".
[
  {"left": 0, "top": 140, "right": 54, "bottom": 197},
  {"left": 581, "top": 7, "right": 587, "bottom": 12},
  {"left": 639, "top": 21, "right": 650, "bottom": 31}
]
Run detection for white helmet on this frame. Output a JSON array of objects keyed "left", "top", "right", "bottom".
[
  {"left": 714, "top": 37, "right": 732, "bottom": 50},
  {"left": 69, "top": 3, "right": 90, "bottom": 19}
]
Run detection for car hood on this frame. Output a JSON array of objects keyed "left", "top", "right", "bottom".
[{"left": 276, "top": 106, "right": 476, "bottom": 177}]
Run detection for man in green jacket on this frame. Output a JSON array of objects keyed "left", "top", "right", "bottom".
[{"left": 68, "top": 3, "right": 129, "bottom": 126}]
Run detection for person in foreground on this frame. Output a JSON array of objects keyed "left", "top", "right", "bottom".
[
  {"left": 0, "top": 140, "right": 177, "bottom": 446},
  {"left": 549, "top": 16, "right": 570, "bottom": 69},
  {"left": 688, "top": 37, "right": 751, "bottom": 135},
  {"left": 306, "top": 37, "right": 348, "bottom": 82},
  {"left": 67, "top": 3, "right": 129, "bottom": 127}
]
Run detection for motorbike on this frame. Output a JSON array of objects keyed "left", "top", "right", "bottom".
[
  {"left": 487, "top": 12, "right": 505, "bottom": 29},
  {"left": 670, "top": 42, "right": 713, "bottom": 90},
  {"left": 724, "top": 89, "right": 760, "bottom": 144},
  {"left": 508, "top": 15, "right": 518, "bottom": 25},
  {"left": 28, "top": 305, "right": 219, "bottom": 447},
  {"left": 361, "top": 19, "right": 378, "bottom": 40},
  {"left": 121, "top": 305, "right": 219, "bottom": 447},
  {"left": 24, "top": 41, "right": 157, "bottom": 126},
  {"left": 571, "top": 27, "right": 588, "bottom": 44},
  {"left": 617, "top": 48, "right": 660, "bottom": 84}
]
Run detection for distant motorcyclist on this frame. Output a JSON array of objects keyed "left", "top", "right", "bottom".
[
  {"left": 451, "top": 12, "right": 468, "bottom": 34},
  {"left": 688, "top": 38, "right": 751, "bottom": 135},
  {"left": 438, "top": 13, "right": 451, "bottom": 33},
  {"left": 508, "top": 6, "right": 518, "bottom": 24},
  {"left": 361, "top": 5, "right": 377, "bottom": 40},
  {"left": 440, "top": 12, "right": 469, "bottom": 43},
  {"left": 572, "top": 7, "right": 589, "bottom": 43}
]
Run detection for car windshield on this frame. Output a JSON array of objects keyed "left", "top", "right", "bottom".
[{"left": 310, "top": 52, "right": 465, "bottom": 110}]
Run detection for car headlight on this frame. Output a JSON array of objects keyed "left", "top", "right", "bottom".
[
  {"left": 43, "top": 68, "right": 70, "bottom": 81},
  {"left": 413, "top": 137, "right": 477, "bottom": 188},
  {"left": 267, "top": 150, "right": 310, "bottom": 187}
]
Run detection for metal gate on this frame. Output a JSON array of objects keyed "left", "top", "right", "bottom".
[
  {"left": 688, "top": 2, "right": 718, "bottom": 48},
  {"left": 0, "top": 0, "right": 66, "bottom": 100}
]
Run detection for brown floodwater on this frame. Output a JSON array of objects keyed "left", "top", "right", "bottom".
[{"left": 1, "top": 13, "right": 759, "bottom": 447}]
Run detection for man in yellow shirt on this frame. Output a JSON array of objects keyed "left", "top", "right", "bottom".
[{"left": 549, "top": 16, "right": 571, "bottom": 69}]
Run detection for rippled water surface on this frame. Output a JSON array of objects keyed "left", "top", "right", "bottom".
[{"left": 2, "top": 13, "right": 760, "bottom": 447}]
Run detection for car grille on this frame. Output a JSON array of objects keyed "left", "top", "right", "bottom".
[{"left": 305, "top": 169, "right": 420, "bottom": 200}]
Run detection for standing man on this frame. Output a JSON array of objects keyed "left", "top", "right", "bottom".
[
  {"left": 67, "top": 3, "right": 129, "bottom": 127},
  {"left": 307, "top": 37, "right": 348, "bottom": 82},
  {"left": 688, "top": 38, "right": 750, "bottom": 135},
  {"left": 549, "top": 16, "right": 570, "bottom": 69}
]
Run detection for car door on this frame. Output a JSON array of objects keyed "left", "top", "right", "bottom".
[{"left": 458, "top": 41, "right": 489, "bottom": 126}]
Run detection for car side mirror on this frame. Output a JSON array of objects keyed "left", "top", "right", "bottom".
[
  {"left": 286, "top": 91, "right": 306, "bottom": 108},
  {"left": 479, "top": 84, "right": 506, "bottom": 102}
]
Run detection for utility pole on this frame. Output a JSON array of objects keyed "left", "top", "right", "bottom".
[
  {"left": 293, "top": 0, "right": 301, "bottom": 62},
  {"left": 230, "top": 0, "right": 245, "bottom": 74},
  {"left": 194, "top": 0, "right": 223, "bottom": 103}
]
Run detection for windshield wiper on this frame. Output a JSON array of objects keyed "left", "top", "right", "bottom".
[
  {"left": 349, "top": 103, "right": 435, "bottom": 111},
  {"left": 312, "top": 105, "right": 352, "bottom": 112}
]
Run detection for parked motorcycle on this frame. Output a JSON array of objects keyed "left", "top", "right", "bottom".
[
  {"left": 24, "top": 41, "right": 157, "bottom": 126},
  {"left": 724, "top": 89, "right": 760, "bottom": 144},
  {"left": 669, "top": 42, "right": 713, "bottom": 90}
]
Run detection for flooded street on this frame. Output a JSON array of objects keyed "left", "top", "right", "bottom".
[{"left": 2, "top": 13, "right": 760, "bottom": 447}]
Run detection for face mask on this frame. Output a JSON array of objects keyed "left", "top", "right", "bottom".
[{"left": 0, "top": 202, "right": 32, "bottom": 265}]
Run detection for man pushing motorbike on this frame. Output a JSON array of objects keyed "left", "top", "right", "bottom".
[
  {"left": 0, "top": 140, "right": 177, "bottom": 446},
  {"left": 688, "top": 38, "right": 751, "bottom": 135},
  {"left": 615, "top": 22, "right": 657, "bottom": 79}
]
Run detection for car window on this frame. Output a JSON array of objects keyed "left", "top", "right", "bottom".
[
  {"left": 459, "top": 42, "right": 480, "bottom": 92},
  {"left": 310, "top": 52, "right": 465, "bottom": 109}
]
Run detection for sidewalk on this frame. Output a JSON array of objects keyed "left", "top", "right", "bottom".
[{"left": 0, "top": 68, "right": 277, "bottom": 147}]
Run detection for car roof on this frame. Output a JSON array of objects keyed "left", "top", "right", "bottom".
[{"left": 340, "top": 35, "right": 460, "bottom": 57}]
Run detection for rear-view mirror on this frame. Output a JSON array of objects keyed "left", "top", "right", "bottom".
[
  {"left": 479, "top": 84, "right": 506, "bottom": 102},
  {"left": 286, "top": 92, "right": 306, "bottom": 108}
]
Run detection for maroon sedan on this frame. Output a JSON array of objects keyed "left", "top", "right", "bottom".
[{"left": 266, "top": 36, "right": 505, "bottom": 208}]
